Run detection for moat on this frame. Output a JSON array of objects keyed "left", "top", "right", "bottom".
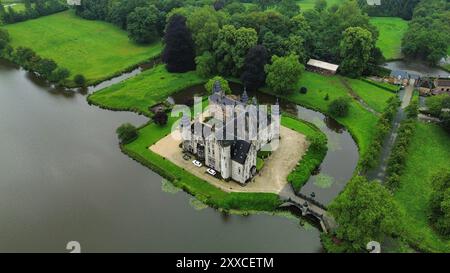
[{"left": 0, "top": 59, "right": 358, "bottom": 252}]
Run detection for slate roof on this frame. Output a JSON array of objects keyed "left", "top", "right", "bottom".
[
  {"left": 231, "top": 140, "right": 251, "bottom": 165},
  {"left": 436, "top": 78, "right": 450, "bottom": 87}
]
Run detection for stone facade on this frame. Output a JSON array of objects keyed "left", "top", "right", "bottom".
[{"left": 180, "top": 82, "right": 279, "bottom": 185}]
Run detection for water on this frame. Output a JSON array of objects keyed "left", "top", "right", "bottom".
[
  {"left": 383, "top": 61, "right": 450, "bottom": 78},
  {"left": 0, "top": 59, "right": 322, "bottom": 253}
]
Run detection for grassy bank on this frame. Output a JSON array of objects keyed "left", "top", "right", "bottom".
[
  {"left": 88, "top": 64, "right": 205, "bottom": 116},
  {"left": 369, "top": 17, "right": 408, "bottom": 60},
  {"left": 394, "top": 122, "right": 450, "bottom": 252},
  {"left": 262, "top": 71, "right": 382, "bottom": 156},
  {"left": 282, "top": 116, "right": 328, "bottom": 191},
  {"left": 3, "top": 10, "right": 162, "bottom": 86},
  {"left": 345, "top": 78, "right": 396, "bottom": 113}
]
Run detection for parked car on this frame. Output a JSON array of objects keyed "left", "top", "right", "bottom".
[
  {"left": 192, "top": 160, "right": 202, "bottom": 168},
  {"left": 206, "top": 168, "right": 217, "bottom": 176}
]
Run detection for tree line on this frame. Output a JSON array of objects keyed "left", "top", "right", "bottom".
[
  {"left": 0, "top": 28, "right": 71, "bottom": 84},
  {"left": 159, "top": 0, "right": 385, "bottom": 97},
  {"left": 0, "top": 0, "right": 67, "bottom": 24}
]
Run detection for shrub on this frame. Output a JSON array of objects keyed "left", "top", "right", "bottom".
[
  {"left": 428, "top": 170, "right": 450, "bottom": 237},
  {"left": 324, "top": 94, "right": 329, "bottom": 101},
  {"left": 74, "top": 74, "right": 87, "bottom": 87},
  {"left": 328, "top": 97, "right": 350, "bottom": 117},
  {"left": 116, "top": 123, "right": 138, "bottom": 144},
  {"left": 153, "top": 111, "right": 168, "bottom": 126},
  {"left": 299, "top": 86, "right": 307, "bottom": 94}
]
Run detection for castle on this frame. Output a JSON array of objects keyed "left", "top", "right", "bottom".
[{"left": 179, "top": 81, "right": 280, "bottom": 184}]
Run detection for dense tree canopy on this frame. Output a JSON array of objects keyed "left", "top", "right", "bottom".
[
  {"left": 339, "top": 26, "right": 374, "bottom": 77},
  {"left": 241, "top": 45, "right": 268, "bottom": 91},
  {"left": 329, "top": 176, "right": 402, "bottom": 252},
  {"left": 401, "top": 0, "right": 450, "bottom": 65},
  {"left": 265, "top": 54, "right": 303, "bottom": 95},
  {"left": 429, "top": 170, "right": 450, "bottom": 237},
  {"left": 162, "top": 14, "right": 196, "bottom": 73},
  {"left": 116, "top": 123, "right": 138, "bottom": 144},
  {"left": 126, "top": 5, "right": 159, "bottom": 44}
]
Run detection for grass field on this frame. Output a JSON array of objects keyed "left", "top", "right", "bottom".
[
  {"left": 394, "top": 122, "right": 450, "bottom": 252},
  {"left": 88, "top": 64, "right": 205, "bottom": 116},
  {"left": 296, "top": 0, "right": 343, "bottom": 10},
  {"left": 263, "top": 71, "right": 383, "bottom": 155},
  {"left": 3, "top": 10, "right": 162, "bottom": 86},
  {"left": 370, "top": 17, "right": 408, "bottom": 60},
  {"left": 345, "top": 78, "right": 396, "bottom": 113}
]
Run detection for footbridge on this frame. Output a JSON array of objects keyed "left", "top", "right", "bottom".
[{"left": 279, "top": 188, "right": 336, "bottom": 233}]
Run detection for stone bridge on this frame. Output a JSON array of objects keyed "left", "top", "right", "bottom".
[{"left": 279, "top": 187, "right": 336, "bottom": 233}]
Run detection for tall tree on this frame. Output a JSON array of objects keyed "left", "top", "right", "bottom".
[
  {"left": 241, "top": 45, "right": 268, "bottom": 91},
  {"left": 328, "top": 176, "right": 402, "bottom": 252},
  {"left": 162, "top": 14, "right": 196, "bottom": 73},
  {"left": 265, "top": 54, "right": 303, "bottom": 95},
  {"left": 126, "top": 6, "right": 159, "bottom": 44},
  {"left": 429, "top": 170, "right": 450, "bottom": 236},
  {"left": 213, "top": 25, "right": 257, "bottom": 76},
  {"left": 339, "top": 26, "right": 373, "bottom": 77}
]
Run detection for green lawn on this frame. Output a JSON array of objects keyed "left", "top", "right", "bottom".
[
  {"left": 345, "top": 78, "right": 396, "bottom": 113},
  {"left": 394, "top": 122, "right": 450, "bottom": 252},
  {"left": 3, "top": 10, "right": 162, "bottom": 86},
  {"left": 263, "top": 71, "right": 380, "bottom": 155},
  {"left": 124, "top": 116, "right": 282, "bottom": 212},
  {"left": 370, "top": 17, "right": 408, "bottom": 60},
  {"left": 296, "top": 0, "right": 343, "bottom": 10},
  {"left": 88, "top": 64, "right": 205, "bottom": 116}
]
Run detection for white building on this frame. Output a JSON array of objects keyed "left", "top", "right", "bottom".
[{"left": 180, "top": 81, "right": 280, "bottom": 184}]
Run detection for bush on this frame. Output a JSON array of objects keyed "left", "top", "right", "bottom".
[
  {"left": 153, "top": 111, "right": 168, "bottom": 126},
  {"left": 360, "top": 97, "right": 400, "bottom": 173},
  {"left": 328, "top": 97, "right": 350, "bottom": 117},
  {"left": 385, "top": 119, "right": 416, "bottom": 191},
  {"left": 74, "top": 74, "right": 87, "bottom": 87},
  {"left": 116, "top": 123, "right": 138, "bottom": 144},
  {"left": 428, "top": 170, "right": 450, "bottom": 237},
  {"left": 324, "top": 94, "right": 329, "bottom": 101},
  {"left": 299, "top": 86, "right": 307, "bottom": 94}
]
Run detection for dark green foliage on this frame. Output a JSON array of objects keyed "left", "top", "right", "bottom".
[
  {"left": 360, "top": 97, "right": 400, "bottom": 172},
  {"left": 358, "top": 0, "right": 420, "bottom": 20},
  {"left": 328, "top": 97, "right": 350, "bottom": 117},
  {"left": 116, "top": 123, "right": 138, "bottom": 144},
  {"left": 126, "top": 6, "right": 159, "bottom": 44},
  {"left": 405, "top": 99, "right": 419, "bottom": 119},
  {"left": 153, "top": 110, "right": 168, "bottom": 126},
  {"left": 195, "top": 51, "right": 216, "bottom": 78},
  {"left": 35, "top": 58, "right": 57, "bottom": 78},
  {"left": 401, "top": 0, "right": 450, "bottom": 65},
  {"left": 49, "top": 67, "right": 70, "bottom": 83},
  {"left": 241, "top": 45, "right": 268, "bottom": 91},
  {"left": 428, "top": 170, "right": 450, "bottom": 237},
  {"left": 386, "top": 119, "right": 417, "bottom": 191},
  {"left": 162, "top": 14, "right": 196, "bottom": 73},
  {"left": 426, "top": 94, "right": 450, "bottom": 117},
  {"left": 288, "top": 128, "right": 328, "bottom": 191},
  {"left": 1, "top": 0, "right": 67, "bottom": 24},
  {"left": 74, "top": 74, "right": 87, "bottom": 87},
  {"left": 328, "top": 175, "right": 402, "bottom": 252},
  {"left": 300, "top": 86, "right": 307, "bottom": 94}
]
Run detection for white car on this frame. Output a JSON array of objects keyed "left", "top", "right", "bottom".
[
  {"left": 206, "top": 168, "right": 217, "bottom": 176},
  {"left": 192, "top": 160, "right": 202, "bottom": 168}
]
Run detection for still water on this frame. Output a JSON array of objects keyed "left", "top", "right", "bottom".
[{"left": 0, "top": 60, "right": 323, "bottom": 253}]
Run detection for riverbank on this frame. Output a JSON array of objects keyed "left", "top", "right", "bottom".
[{"left": 3, "top": 10, "right": 163, "bottom": 87}]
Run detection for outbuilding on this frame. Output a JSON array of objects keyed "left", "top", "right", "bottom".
[{"left": 306, "top": 59, "right": 339, "bottom": 75}]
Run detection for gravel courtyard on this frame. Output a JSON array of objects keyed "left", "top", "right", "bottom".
[{"left": 149, "top": 126, "right": 307, "bottom": 194}]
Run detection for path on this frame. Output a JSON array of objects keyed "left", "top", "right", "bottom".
[
  {"left": 401, "top": 81, "right": 415, "bottom": 109},
  {"left": 366, "top": 80, "right": 415, "bottom": 181}
]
